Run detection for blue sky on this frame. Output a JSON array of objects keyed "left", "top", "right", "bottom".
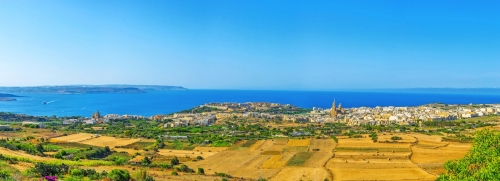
[{"left": 0, "top": 1, "right": 499, "bottom": 90}]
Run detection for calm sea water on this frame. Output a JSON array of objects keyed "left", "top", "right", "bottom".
[{"left": 1, "top": 90, "right": 500, "bottom": 117}]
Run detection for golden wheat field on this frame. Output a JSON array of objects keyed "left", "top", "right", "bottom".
[
  {"left": 378, "top": 133, "right": 417, "bottom": 143},
  {"left": 261, "top": 152, "right": 296, "bottom": 169},
  {"left": 50, "top": 133, "right": 95, "bottom": 142},
  {"left": 79, "top": 136, "right": 140, "bottom": 147},
  {"left": 286, "top": 139, "right": 311, "bottom": 147},
  {"left": 326, "top": 158, "right": 436, "bottom": 181},
  {"left": 157, "top": 149, "right": 217, "bottom": 159},
  {"left": 271, "top": 167, "right": 331, "bottom": 181},
  {"left": 308, "top": 139, "right": 337, "bottom": 152}
]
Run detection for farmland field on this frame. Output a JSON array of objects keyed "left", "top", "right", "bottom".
[
  {"left": 79, "top": 136, "right": 140, "bottom": 147},
  {"left": 50, "top": 133, "right": 95, "bottom": 142}
]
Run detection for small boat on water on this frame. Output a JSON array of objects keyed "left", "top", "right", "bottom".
[{"left": 42, "top": 101, "right": 47, "bottom": 105}]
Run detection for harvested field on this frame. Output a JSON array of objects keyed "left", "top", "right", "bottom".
[
  {"left": 79, "top": 136, "right": 140, "bottom": 147},
  {"left": 411, "top": 143, "right": 470, "bottom": 164},
  {"left": 286, "top": 139, "right": 311, "bottom": 147},
  {"left": 378, "top": 134, "right": 417, "bottom": 143},
  {"left": 248, "top": 140, "right": 265, "bottom": 151},
  {"left": 326, "top": 158, "right": 436, "bottom": 181},
  {"left": 273, "top": 139, "right": 289, "bottom": 145},
  {"left": 193, "top": 147, "right": 228, "bottom": 152},
  {"left": 337, "top": 136, "right": 411, "bottom": 149},
  {"left": 241, "top": 140, "right": 259, "bottom": 147},
  {"left": 283, "top": 146, "right": 308, "bottom": 152},
  {"left": 268, "top": 144, "right": 286, "bottom": 152},
  {"left": 261, "top": 152, "right": 295, "bottom": 169},
  {"left": 228, "top": 155, "right": 280, "bottom": 179},
  {"left": 226, "top": 140, "right": 246, "bottom": 150},
  {"left": 50, "top": 133, "right": 94, "bottom": 143},
  {"left": 309, "top": 139, "right": 336, "bottom": 152},
  {"left": 0, "top": 148, "right": 50, "bottom": 161},
  {"left": 334, "top": 151, "right": 411, "bottom": 160},
  {"left": 254, "top": 140, "right": 274, "bottom": 151},
  {"left": 303, "top": 152, "right": 334, "bottom": 167},
  {"left": 271, "top": 167, "right": 331, "bottom": 181},
  {"left": 408, "top": 133, "right": 442, "bottom": 142},
  {"left": 157, "top": 149, "right": 217, "bottom": 159},
  {"left": 185, "top": 150, "right": 260, "bottom": 175},
  {"left": 261, "top": 151, "right": 281, "bottom": 155},
  {"left": 286, "top": 152, "right": 313, "bottom": 166}
]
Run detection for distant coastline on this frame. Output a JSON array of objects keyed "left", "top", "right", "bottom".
[
  {"left": 0, "top": 93, "right": 20, "bottom": 102},
  {"left": 0, "top": 85, "right": 188, "bottom": 94}
]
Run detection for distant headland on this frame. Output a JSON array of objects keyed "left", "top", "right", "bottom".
[
  {"left": 0, "top": 85, "right": 188, "bottom": 94},
  {"left": 0, "top": 93, "right": 20, "bottom": 101}
]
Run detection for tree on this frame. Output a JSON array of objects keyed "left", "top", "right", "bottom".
[
  {"left": 36, "top": 143, "right": 44, "bottom": 154},
  {"left": 197, "top": 167, "right": 205, "bottom": 175},
  {"left": 132, "top": 169, "right": 155, "bottom": 181},
  {"left": 142, "top": 156, "right": 152, "bottom": 166},
  {"left": 438, "top": 129, "right": 500, "bottom": 180},
  {"left": 108, "top": 169, "right": 131, "bottom": 181},
  {"left": 171, "top": 156, "right": 179, "bottom": 165}
]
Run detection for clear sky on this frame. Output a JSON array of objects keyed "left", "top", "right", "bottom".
[{"left": 0, "top": 1, "right": 499, "bottom": 90}]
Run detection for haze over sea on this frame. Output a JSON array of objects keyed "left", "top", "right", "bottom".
[{"left": 1, "top": 89, "right": 500, "bottom": 117}]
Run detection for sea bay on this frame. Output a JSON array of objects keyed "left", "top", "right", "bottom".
[{"left": 0, "top": 89, "right": 500, "bottom": 117}]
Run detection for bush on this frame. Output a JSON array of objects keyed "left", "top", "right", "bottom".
[
  {"left": 70, "top": 168, "right": 83, "bottom": 177},
  {"left": 170, "top": 156, "right": 179, "bottom": 165},
  {"left": 197, "top": 167, "right": 205, "bottom": 175},
  {"left": 0, "top": 170, "right": 11, "bottom": 179},
  {"left": 171, "top": 171, "right": 178, "bottom": 176},
  {"left": 390, "top": 136, "right": 402, "bottom": 140},
  {"left": 108, "top": 169, "right": 131, "bottom": 181}
]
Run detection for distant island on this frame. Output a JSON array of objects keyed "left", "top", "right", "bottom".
[
  {"left": 0, "top": 93, "right": 20, "bottom": 101},
  {"left": 0, "top": 85, "right": 187, "bottom": 94}
]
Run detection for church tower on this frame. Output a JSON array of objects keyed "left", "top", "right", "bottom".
[{"left": 330, "top": 99, "right": 337, "bottom": 117}]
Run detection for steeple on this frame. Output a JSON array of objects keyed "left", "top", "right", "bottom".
[{"left": 330, "top": 99, "right": 337, "bottom": 117}]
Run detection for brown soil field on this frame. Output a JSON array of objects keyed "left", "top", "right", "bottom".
[
  {"left": 271, "top": 167, "right": 331, "bottom": 181},
  {"left": 228, "top": 155, "right": 281, "bottom": 179},
  {"left": 407, "top": 133, "right": 442, "bottom": 142},
  {"left": 50, "top": 133, "right": 95, "bottom": 143},
  {"left": 261, "top": 152, "right": 295, "bottom": 169},
  {"left": 334, "top": 151, "right": 411, "bottom": 160},
  {"left": 193, "top": 146, "right": 228, "bottom": 152},
  {"left": 79, "top": 136, "right": 140, "bottom": 147},
  {"left": 0, "top": 148, "right": 49, "bottom": 161},
  {"left": 283, "top": 146, "right": 308, "bottom": 152},
  {"left": 309, "top": 139, "right": 337, "bottom": 152},
  {"left": 286, "top": 139, "right": 311, "bottom": 146},
  {"left": 378, "top": 134, "right": 417, "bottom": 143},
  {"left": 273, "top": 139, "right": 289, "bottom": 145},
  {"left": 337, "top": 136, "right": 412, "bottom": 149},
  {"left": 303, "top": 152, "right": 334, "bottom": 167},
  {"left": 8, "top": 162, "right": 34, "bottom": 172},
  {"left": 411, "top": 142, "right": 471, "bottom": 164},
  {"left": 247, "top": 140, "right": 265, "bottom": 151},
  {"left": 0, "top": 128, "right": 63, "bottom": 139},
  {"left": 185, "top": 150, "right": 261, "bottom": 175},
  {"left": 326, "top": 158, "right": 436, "bottom": 181},
  {"left": 157, "top": 149, "right": 217, "bottom": 159},
  {"left": 254, "top": 140, "right": 274, "bottom": 151},
  {"left": 268, "top": 144, "right": 286, "bottom": 152}
]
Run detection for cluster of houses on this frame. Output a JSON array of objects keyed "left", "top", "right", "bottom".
[
  {"left": 312, "top": 104, "right": 500, "bottom": 126},
  {"left": 53, "top": 103, "right": 500, "bottom": 128}
]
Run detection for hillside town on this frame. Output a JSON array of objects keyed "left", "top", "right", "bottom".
[{"left": 54, "top": 101, "right": 500, "bottom": 128}]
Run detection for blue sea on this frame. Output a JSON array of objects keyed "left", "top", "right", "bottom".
[{"left": 1, "top": 89, "right": 500, "bottom": 117}]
